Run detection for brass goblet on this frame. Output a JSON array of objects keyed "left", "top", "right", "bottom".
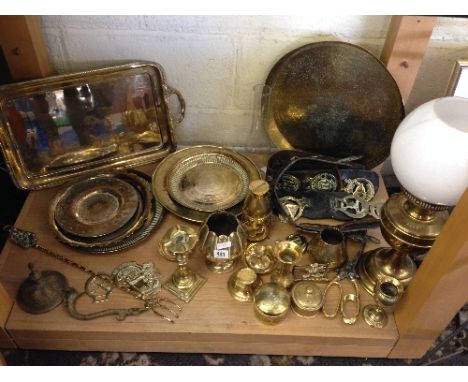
[
  {"left": 162, "top": 226, "right": 206, "bottom": 303},
  {"left": 362, "top": 276, "right": 404, "bottom": 329}
]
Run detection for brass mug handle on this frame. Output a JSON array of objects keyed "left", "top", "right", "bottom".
[{"left": 165, "top": 85, "right": 186, "bottom": 126}]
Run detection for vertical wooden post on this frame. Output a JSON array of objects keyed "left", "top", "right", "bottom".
[
  {"left": 380, "top": 16, "right": 437, "bottom": 104},
  {"left": 389, "top": 188, "right": 468, "bottom": 358},
  {"left": 0, "top": 15, "right": 54, "bottom": 81},
  {"left": 0, "top": 15, "right": 53, "bottom": 349}
]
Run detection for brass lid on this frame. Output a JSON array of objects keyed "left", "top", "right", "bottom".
[
  {"left": 249, "top": 180, "right": 270, "bottom": 196},
  {"left": 254, "top": 282, "right": 291, "bottom": 319},
  {"left": 236, "top": 267, "right": 258, "bottom": 286},
  {"left": 291, "top": 281, "right": 324, "bottom": 312}
]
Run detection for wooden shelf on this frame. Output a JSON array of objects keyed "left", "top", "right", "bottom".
[{"left": 0, "top": 158, "right": 399, "bottom": 357}]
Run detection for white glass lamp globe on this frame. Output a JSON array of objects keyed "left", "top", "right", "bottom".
[{"left": 391, "top": 97, "right": 468, "bottom": 206}]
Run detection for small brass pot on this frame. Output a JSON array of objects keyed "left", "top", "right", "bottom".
[
  {"left": 227, "top": 267, "right": 263, "bottom": 302},
  {"left": 254, "top": 282, "right": 291, "bottom": 325},
  {"left": 307, "top": 228, "right": 347, "bottom": 270},
  {"left": 291, "top": 281, "right": 324, "bottom": 318},
  {"left": 374, "top": 276, "right": 404, "bottom": 310},
  {"left": 199, "top": 211, "right": 247, "bottom": 273}
]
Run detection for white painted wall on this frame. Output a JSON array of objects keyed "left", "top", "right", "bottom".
[{"left": 40, "top": 15, "right": 468, "bottom": 156}]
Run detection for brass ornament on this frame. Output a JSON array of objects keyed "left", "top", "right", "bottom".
[
  {"left": 278, "top": 196, "right": 310, "bottom": 222},
  {"left": 277, "top": 174, "right": 301, "bottom": 193},
  {"left": 331, "top": 195, "right": 383, "bottom": 220},
  {"left": 343, "top": 178, "right": 375, "bottom": 202},
  {"left": 303, "top": 173, "right": 338, "bottom": 192}
]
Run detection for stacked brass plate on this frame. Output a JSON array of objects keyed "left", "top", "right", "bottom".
[
  {"left": 49, "top": 171, "right": 163, "bottom": 253},
  {"left": 168, "top": 153, "right": 250, "bottom": 212},
  {"left": 152, "top": 145, "right": 262, "bottom": 223}
]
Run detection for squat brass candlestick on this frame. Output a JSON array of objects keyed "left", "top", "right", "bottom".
[{"left": 163, "top": 227, "right": 206, "bottom": 303}]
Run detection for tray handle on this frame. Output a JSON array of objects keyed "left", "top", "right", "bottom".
[{"left": 165, "top": 85, "right": 186, "bottom": 126}]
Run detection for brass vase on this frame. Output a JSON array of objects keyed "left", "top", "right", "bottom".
[
  {"left": 199, "top": 211, "right": 247, "bottom": 273},
  {"left": 240, "top": 179, "right": 272, "bottom": 242},
  {"left": 271, "top": 240, "right": 302, "bottom": 289}
]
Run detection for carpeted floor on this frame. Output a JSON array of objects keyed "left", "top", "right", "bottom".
[{"left": 1, "top": 164, "right": 467, "bottom": 366}]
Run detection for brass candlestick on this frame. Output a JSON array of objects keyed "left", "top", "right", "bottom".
[{"left": 163, "top": 226, "right": 206, "bottom": 303}]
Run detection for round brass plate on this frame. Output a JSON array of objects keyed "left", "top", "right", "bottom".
[
  {"left": 168, "top": 153, "right": 249, "bottom": 212},
  {"left": 55, "top": 176, "right": 140, "bottom": 238},
  {"left": 50, "top": 172, "right": 153, "bottom": 249},
  {"left": 264, "top": 41, "right": 404, "bottom": 169},
  {"left": 46, "top": 144, "right": 118, "bottom": 170},
  {"left": 152, "top": 146, "right": 262, "bottom": 222}
]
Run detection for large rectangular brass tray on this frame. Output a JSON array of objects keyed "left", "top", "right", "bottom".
[{"left": 0, "top": 62, "right": 183, "bottom": 189}]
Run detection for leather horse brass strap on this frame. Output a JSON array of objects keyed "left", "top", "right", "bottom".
[{"left": 264, "top": 41, "right": 404, "bottom": 169}]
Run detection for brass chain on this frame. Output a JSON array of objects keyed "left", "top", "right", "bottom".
[{"left": 36, "top": 244, "right": 98, "bottom": 278}]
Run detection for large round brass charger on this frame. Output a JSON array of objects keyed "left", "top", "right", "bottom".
[
  {"left": 152, "top": 146, "right": 262, "bottom": 223},
  {"left": 265, "top": 41, "right": 404, "bottom": 169}
]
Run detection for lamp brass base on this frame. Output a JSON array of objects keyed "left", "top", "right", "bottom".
[
  {"left": 163, "top": 272, "right": 207, "bottom": 303},
  {"left": 357, "top": 247, "right": 416, "bottom": 295}
]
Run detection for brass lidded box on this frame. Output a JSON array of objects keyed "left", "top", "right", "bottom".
[
  {"left": 0, "top": 61, "right": 182, "bottom": 190},
  {"left": 291, "top": 280, "right": 324, "bottom": 318}
]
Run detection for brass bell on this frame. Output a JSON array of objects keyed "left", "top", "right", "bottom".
[{"left": 17, "top": 263, "right": 69, "bottom": 314}]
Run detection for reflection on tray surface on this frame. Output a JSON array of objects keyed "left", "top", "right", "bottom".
[{"left": 6, "top": 73, "right": 162, "bottom": 173}]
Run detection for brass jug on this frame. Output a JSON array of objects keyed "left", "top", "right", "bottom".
[
  {"left": 240, "top": 179, "right": 272, "bottom": 242},
  {"left": 271, "top": 240, "right": 302, "bottom": 289},
  {"left": 307, "top": 228, "right": 347, "bottom": 270}
]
